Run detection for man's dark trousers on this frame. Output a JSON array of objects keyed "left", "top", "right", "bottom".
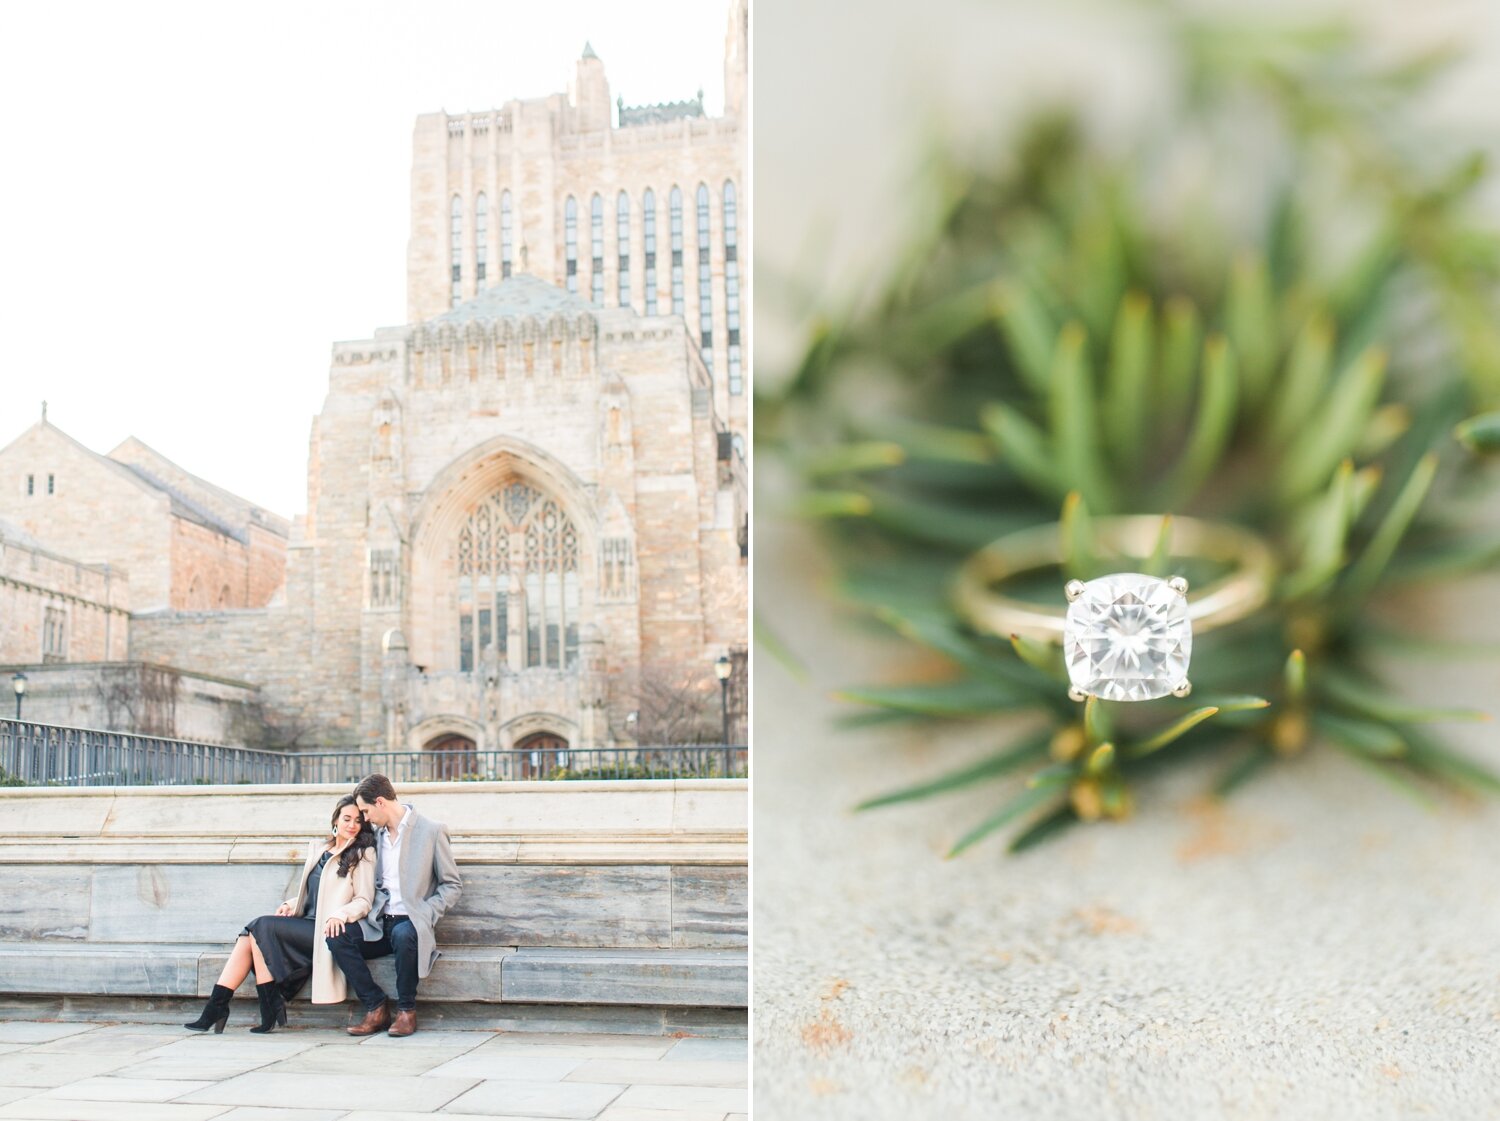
[{"left": 327, "top": 914, "right": 419, "bottom": 1012}]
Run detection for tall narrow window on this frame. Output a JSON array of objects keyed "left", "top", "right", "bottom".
[
  {"left": 643, "top": 188, "right": 658, "bottom": 315},
  {"left": 47, "top": 473, "right": 55, "bottom": 495},
  {"left": 669, "top": 186, "right": 684, "bottom": 316},
  {"left": 449, "top": 195, "right": 463, "bottom": 306},
  {"left": 724, "top": 181, "right": 742, "bottom": 395},
  {"left": 564, "top": 196, "right": 578, "bottom": 293},
  {"left": 590, "top": 193, "right": 604, "bottom": 306},
  {"left": 500, "top": 190, "right": 513, "bottom": 279},
  {"left": 26, "top": 474, "right": 34, "bottom": 496},
  {"left": 697, "top": 183, "right": 713, "bottom": 372},
  {"left": 475, "top": 193, "right": 488, "bottom": 287},
  {"left": 616, "top": 190, "right": 631, "bottom": 308}
]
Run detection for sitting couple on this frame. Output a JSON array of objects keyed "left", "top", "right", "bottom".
[{"left": 184, "top": 773, "right": 461, "bottom": 1037}]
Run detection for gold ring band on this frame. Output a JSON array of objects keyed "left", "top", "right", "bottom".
[{"left": 953, "top": 515, "right": 1276, "bottom": 643}]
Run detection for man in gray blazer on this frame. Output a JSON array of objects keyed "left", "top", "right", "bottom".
[{"left": 326, "top": 773, "right": 462, "bottom": 1037}]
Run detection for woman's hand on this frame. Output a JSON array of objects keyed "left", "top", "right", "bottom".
[
  {"left": 324, "top": 915, "right": 347, "bottom": 938},
  {"left": 274, "top": 902, "right": 295, "bottom": 917}
]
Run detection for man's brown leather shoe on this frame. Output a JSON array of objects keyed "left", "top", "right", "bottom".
[
  {"left": 388, "top": 1008, "right": 417, "bottom": 1037},
  {"left": 347, "top": 1001, "right": 392, "bottom": 1036}
]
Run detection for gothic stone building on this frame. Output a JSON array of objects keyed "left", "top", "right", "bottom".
[{"left": 2, "top": 10, "right": 748, "bottom": 755}]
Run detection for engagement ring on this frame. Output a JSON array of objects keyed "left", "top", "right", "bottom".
[{"left": 953, "top": 516, "right": 1275, "bottom": 702}]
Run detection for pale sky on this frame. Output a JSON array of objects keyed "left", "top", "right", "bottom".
[{"left": 0, "top": 1, "right": 732, "bottom": 517}]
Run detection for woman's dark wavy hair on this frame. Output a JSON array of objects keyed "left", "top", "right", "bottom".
[{"left": 330, "top": 794, "right": 376, "bottom": 879}]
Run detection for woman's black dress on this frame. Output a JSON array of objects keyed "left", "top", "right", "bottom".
[{"left": 243, "top": 849, "right": 333, "bottom": 999}]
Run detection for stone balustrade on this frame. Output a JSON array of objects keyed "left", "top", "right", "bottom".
[{"left": 0, "top": 779, "right": 746, "bottom": 1032}]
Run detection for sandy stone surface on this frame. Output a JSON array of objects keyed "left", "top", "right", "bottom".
[{"left": 752, "top": 513, "right": 1500, "bottom": 1120}]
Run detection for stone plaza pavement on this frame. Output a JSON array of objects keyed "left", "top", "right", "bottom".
[{"left": 0, "top": 1020, "right": 747, "bottom": 1121}]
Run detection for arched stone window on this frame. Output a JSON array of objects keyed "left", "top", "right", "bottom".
[
  {"left": 449, "top": 195, "right": 463, "bottom": 306},
  {"left": 500, "top": 190, "right": 513, "bottom": 279},
  {"left": 564, "top": 197, "right": 578, "bottom": 293},
  {"left": 696, "top": 183, "right": 713, "bottom": 372},
  {"left": 456, "top": 481, "right": 581, "bottom": 672},
  {"left": 616, "top": 190, "right": 630, "bottom": 308},
  {"left": 642, "top": 188, "right": 658, "bottom": 315}
]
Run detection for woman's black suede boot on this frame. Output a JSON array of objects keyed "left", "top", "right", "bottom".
[
  {"left": 247, "top": 981, "right": 287, "bottom": 1033},
  {"left": 183, "top": 984, "right": 234, "bottom": 1033}
]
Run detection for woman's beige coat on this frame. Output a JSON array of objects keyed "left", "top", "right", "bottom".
[{"left": 282, "top": 839, "right": 376, "bottom": 1004}]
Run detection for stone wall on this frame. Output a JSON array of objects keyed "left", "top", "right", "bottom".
[
  {"left": 0, "top": 527, "right": 129, "bottom": 665},
  {"left": 0, "top": 662, "right": 262, "bottom": 744}
]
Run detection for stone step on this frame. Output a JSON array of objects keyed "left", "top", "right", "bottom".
[{"left": 0, "top": 942, "right": 746, "bottom": 1008}]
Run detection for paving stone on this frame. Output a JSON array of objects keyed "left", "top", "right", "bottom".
[
  {"left": 566, "top": 1059, "right": 744, "bottom": 1088},
  {"left": 0, "top": 1090, "right": 36, "bottom": 1108},
  {"left": 0, "top": 1100, "right": 228, "bottom": 1121},
  {"left": 35, "top": 1076, "right": 213, "bottom": 1102},
  {"left": 663, "top": 1039, "right": 746, "bottom": 1063},
  {"left": 421, "top": 1053, "right": 583, "bottom": 1081},
  {"left": 0, "top": 1051, "right": 138, "bottom": 1088},
  {"left": 31, "top": 1032, "right": 189, "bottom": 1058},
  {"left": 178, "top": 1071, "right": 478, "bottom": 1113},
  {"left": 595, "top": 1109, "right": 729, "bottom": 1121},
  {"left": 469, "top": 1038, "right": 674, "bottom": 1061},
  {"left": 357, "top": 1030, "right": 492, "bottom": 1050},
  {"left": 209, "top": 1110, "right": 347, "bottom": 1121},
  {"left": 144, "top": 1037, "right": 322, "bottom": 1062},
  {"left": 440, "top": 1078, "right": 626, "bottom": 1119},
  {"left": 107, "top": 1054, "right": 283, "bottom": 1081},
  {"left": 264, "top": 1046, "right": 456, "bottom": 1076},
  {"left": 611, "top": 1085, "right": 746, "bottom": 1114},
  {"left": 0, "top": 1023, "right": 95, "bottom": 1044},
  {"left": 476, "top": 1032, "right": 672, "bottom": 1054}
]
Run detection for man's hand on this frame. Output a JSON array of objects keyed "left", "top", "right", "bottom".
[
  {"left": 324, "top": 915, "right": 347, "bottom": 938},
  {"left": 274, "top": 902, "right": 295, "bottom": 917}
]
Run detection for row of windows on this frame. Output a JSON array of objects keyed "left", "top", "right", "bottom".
[
  {"left": 23, "top": 473, "right": 56, "bottom": 496},
  {"left": 452, "top": 191, "right": 518, "bottom": 305},
  {"left": 451, "top": 183, "right": 741, "bottom": 396}
]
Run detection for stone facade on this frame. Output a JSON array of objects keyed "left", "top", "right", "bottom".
[
  {"left": 408, "top": 1, "right": 749, "bottom": 441},
  {"left": 0, "top": 519, "right": 129, "bottom": 668},
  {"left": 0, "top": 421, "right": 288, "bottom": 615}
]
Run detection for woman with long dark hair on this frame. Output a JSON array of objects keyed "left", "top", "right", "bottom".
[{"left": 184, "top": 794, "right": 377, "bottom": 1033}]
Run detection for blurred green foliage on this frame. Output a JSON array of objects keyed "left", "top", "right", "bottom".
[{"left": 758, "top": 6, "right": 1500, "bottom": 853}]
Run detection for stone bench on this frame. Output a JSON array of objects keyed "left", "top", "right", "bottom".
[
  {"left": 0, "top": 780, "right": 748, "bottom": 1034},
  {"left": 0, "top": 942, "right": 746, "bottom": 1007}
]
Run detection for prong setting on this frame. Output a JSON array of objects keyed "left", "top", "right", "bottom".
[
  {"left": 1068, "top": 685, "right": 1089, "bottom": 703},
  {"left": 1168, "top": 575, "right": 1189, "bottom": 596},
  {"left": 1172, "top": 679, "right": 1193, "bottom": 698},
  {"left": 1065, "top": 579, "right": 1086, "bottom": 602}
]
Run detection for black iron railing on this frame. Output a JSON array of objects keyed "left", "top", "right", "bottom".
[{"left": 0, "top": 720, "right": 747, "bottom": 788}]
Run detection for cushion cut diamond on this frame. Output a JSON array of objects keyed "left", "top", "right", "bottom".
[{"left": 1063, "top": 572, "right": 1191, "bottom": 702}]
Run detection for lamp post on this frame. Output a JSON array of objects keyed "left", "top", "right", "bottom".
[
  {"left": 714, "top": 655, "right": 732, "bottom": 776},
  {"left": 11, "top": 672, "right": 26, "bottom": 721}
]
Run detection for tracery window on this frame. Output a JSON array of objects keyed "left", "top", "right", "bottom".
[
  {"left": 590, "top": 193, "right": 604, "bottom": 306},
  {"left": 616, "top": 190, "right": 630, "bottom": 308},
  {"left": 669, "top": 186, "right": 684, "bottom": 316},
  {"left": 642, "top": 188, "right": 658, "bottom": 315},
  {"left": 724, "top": 181, "right": 741, "bottom": 395},
  {"left": 449, "top": 195, "right": 463, "bottom": 306},
  {"left": 456, "top": 482, "right": 580, "bottom": 672},
  {"left": 696, "top": 183, "right": 713, "bottom": 371},
  {"left": 474, "top": 193, "right": 488, "bottom": 286},
  {"left": 564, "top": 197, "right": 578, "bottom": 293},
  {"left": 500, "top": 190, "right": 513, "bottom": 279}
]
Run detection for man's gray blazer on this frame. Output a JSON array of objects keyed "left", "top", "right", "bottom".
[{"left": 357, "top": 804, "right": 462, "bottom": 978}]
